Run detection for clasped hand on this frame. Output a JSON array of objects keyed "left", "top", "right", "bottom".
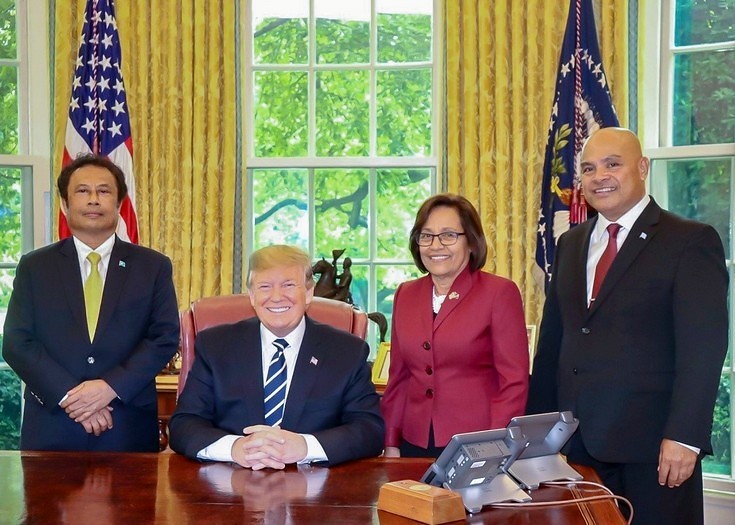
[
  {"left": 60, "top": 380, "right": 117, "bottom": 436},
  {"left": 231, "top": 425, "right": 307, "bottom": 470}
]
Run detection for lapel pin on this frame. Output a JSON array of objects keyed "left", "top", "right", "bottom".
[
  {"left": 310, "top": 356, "right": 318, "bottom": 366},
  {"left": 448, "top": 291, "right": 460, "bottom": 300},
  {"left": 639, "top": 232, "right": 647, "bottom": 240},
  {"left": 118, "top": 260, "right": 126, "bottom": 268}
]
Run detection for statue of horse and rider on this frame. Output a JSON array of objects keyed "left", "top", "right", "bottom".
[{"left": 312, "top": 249, "right": 387, "bottom": 342}]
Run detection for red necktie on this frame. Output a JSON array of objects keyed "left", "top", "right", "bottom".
[{"left": 591, "top": 223, "right": 621, "bottom": 304}]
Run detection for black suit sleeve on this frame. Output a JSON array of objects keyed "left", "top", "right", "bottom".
[
  {"left": 665, "top": 224, "right": 728, "bottom": 451},
  {"left": 311, "top": 340, "right": 385, "bottom": 465},
  {"left": 169, "top": 333, "right": 237, "bottom": 459},
  {"left": 102, "top": 256, "right": 180, "bottom": 403},
  {"left": 2, "top": 254, "right": 79, "bottom": 409}
]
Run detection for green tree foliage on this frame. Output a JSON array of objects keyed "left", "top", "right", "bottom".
[
  {"left": 0, "top": 365, "right": 20, "bottom": 450},
  {"left": 0, "top": 0, "right": 18, "bottom": 155},
  {"left": 703, "top": 375, "right": 731, "bottom": 475},
  {"left": 673, "top": 0, "right": 735, "bottom": 145}
]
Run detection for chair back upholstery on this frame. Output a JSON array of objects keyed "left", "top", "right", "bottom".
[{"left": 178, "top": 295, "right": 368, "bottom": 397}]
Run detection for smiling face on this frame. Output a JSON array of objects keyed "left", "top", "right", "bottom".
[
  {"left": 61, "top": 165, "right": 121, "bottom": 248},
  {"left": 248, "top": 264, "right": 314, "bottom": 337},
  {"left": 419, "top": 205, "right": 471, "bottom": 288},
  {"left": 581, "top": 127, "right": 649, "bottom": 222}
]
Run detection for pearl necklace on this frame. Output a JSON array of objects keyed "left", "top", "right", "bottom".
[{"left": 432, "top": 286, "right": 447, "bottom": 314}]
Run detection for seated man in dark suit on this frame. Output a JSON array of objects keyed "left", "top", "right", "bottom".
[{"left": 170, "top": 245, "right": 384, "bottom": 468}]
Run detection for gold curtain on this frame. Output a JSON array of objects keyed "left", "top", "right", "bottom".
[
  {"left": 443, "top": 0, "right": 628, "bottom": 325},
  {"left": 52, "top": 0, "right": 237, "bottom": 308}
]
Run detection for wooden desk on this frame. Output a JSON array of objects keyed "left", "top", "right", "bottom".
[{"left": 0, "top": 451, "right": 625, "bottom": 524}]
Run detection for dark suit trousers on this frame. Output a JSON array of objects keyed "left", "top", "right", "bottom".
[{"left": 566, "top": 434, "right": 703, "bottom": 525}]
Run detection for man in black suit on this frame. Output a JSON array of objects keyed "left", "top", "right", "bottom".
[
  {"left": 527, "top": 127, "right": 728, "bottom": 524},
  {"left": 170, "top": 245, "right": 384, "bottom": 468},
  {"left": 3, "top": 154, "right": 179, "bottom": 451}
]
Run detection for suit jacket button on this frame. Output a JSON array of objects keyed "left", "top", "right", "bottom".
[
  {"left": 425, "top": 366, "right": 433, "bottom": 375},
  {"left": 581, "top": 327, "right": 591, "bottom": 334},
  {"left": 87, "top": 356, "right": 95, "bottom": 364},
  {"left": 426, "top": 388, "right": 434, "bottom": 398},
  {"left": 423, "top": 341, "right": 431, "bottom": 350}
]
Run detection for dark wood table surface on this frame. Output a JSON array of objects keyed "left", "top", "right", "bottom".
[{"left": 0, "top": 450, "right": 626, "bottom": 524}]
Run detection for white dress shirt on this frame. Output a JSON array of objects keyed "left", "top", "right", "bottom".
[{"left": 73, "top": 234, "right": 116, "bottom": 286}]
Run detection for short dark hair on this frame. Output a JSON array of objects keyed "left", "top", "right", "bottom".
[
  {"left": 57, "top": 154, "right": 128, "bottom": 205},
  {"left": 409, "top": 193, "right": 488, "bottom": 273}
]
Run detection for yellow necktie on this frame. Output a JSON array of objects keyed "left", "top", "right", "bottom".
[{"left": 84, "top": 252, "right": 103, "bottom": 340}]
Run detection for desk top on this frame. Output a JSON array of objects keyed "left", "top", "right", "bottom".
[{"left": 0, "top": 451, "right": 625, "bottom": 524}]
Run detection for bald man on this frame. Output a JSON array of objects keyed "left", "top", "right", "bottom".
[{"left": 527, "top": 128, "right": 728, "bottom": 524}]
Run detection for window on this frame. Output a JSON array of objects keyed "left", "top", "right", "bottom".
[
  {"left": 244, "top": 0, "right": 437, "bottom": 353},
  {"left": 0, "top": 0, "right": 51, "bottom": 450},
  {"left": 642, "top": 0, "right": 735, "bottom": 484}
]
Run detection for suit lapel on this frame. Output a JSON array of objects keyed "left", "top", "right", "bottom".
[
  {"left": 59, "top": 238, "right": 88, "bottom": 337},
  {"left": 283, "top": 319, "right": 322, "bottom": 427},
  {"left": 433, "top": 266, "right": 474, "bottom": 331},
  {"left": 239, "top": 321, "right": 267, "bottom": 421},
  {"left": 416, "top": 276, "right": 434, "bottom": 334},
  {"left": 573, "top": 220, "right": 596, "bottom": 315},
  {"left": 588, "top": 200, "right": 661, "bottom": 315},
  {"left": 94, "top": 237, "right": 129, "bottom": 342}
]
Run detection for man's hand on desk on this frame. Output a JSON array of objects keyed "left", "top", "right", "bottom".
[
  {"left": 658, "top": 438, "right": 697, "bottom": 488},
  {"left": 79, "top": 407, "right": 114, "bottom": 436},
  {"left": 231, "top": 425, "right": 308, "bottom": 470},
  {"left": 61, "top": 379, "right": 117, "bottom": 422}
]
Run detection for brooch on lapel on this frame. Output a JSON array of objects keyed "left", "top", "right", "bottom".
[
  {"left": 448, "top": 291, "right": 460, "bottom": 300},
  {"left": 639, "top": 232, "right": 647, "bottom": 240},
  {"left": 310, "top": 356, "right": 319, "bottom": 366},
  {"left": 118, "top": 260, "right": 126, "bottom": 268}
]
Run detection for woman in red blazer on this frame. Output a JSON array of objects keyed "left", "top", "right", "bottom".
[{"left": 382, "top": 194, "right": 529, "bottom": 457}]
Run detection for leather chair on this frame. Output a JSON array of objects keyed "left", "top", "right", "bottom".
[{"left": 177, "top": 295, "right": 369, "bottom": 397}]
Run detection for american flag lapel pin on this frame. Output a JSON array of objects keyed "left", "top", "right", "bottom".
[{"left": 310, "top": 356, "right": 318, "bottom": 366}]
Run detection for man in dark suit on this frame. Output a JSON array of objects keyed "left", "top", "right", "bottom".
[
  {"left": 3, "top": 154, "right": 179, "bottom": 452},
  {"left": 169, "top": 245, "right": 384, "bottom": 469},
  {"left": 527, "top": 127, "right": 728, "bottom": 524}
]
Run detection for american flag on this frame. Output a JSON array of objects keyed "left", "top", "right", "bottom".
[
  {"left": 60, "top": 0, "right": 138, "bottom": 243},
  {"left": 535, "top": 0, "right": 618, "bottom": 288}
]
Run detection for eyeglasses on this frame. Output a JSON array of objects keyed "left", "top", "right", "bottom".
[{"left": 415, "top": 232, "right": 466, "bottom": 246}]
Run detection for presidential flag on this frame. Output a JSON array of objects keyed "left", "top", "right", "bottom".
[
  {"left": 60, "top": 0, "right": 138, "bottom": 243},
  {"left": 535, "top": 0, "right": 619, "bottom": 288}
]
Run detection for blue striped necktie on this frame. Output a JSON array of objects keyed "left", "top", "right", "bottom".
[{"left": 264, "top": 338, "right": 288, "bottom": 427}]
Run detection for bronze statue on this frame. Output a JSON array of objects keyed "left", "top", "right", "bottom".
[{"left": 312, "top": 248, "right": 388, "bottom": 342}]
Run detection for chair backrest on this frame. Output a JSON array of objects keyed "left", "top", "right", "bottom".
[{"left": 177, "top": 295, "right": 368, "bottom": 397}]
